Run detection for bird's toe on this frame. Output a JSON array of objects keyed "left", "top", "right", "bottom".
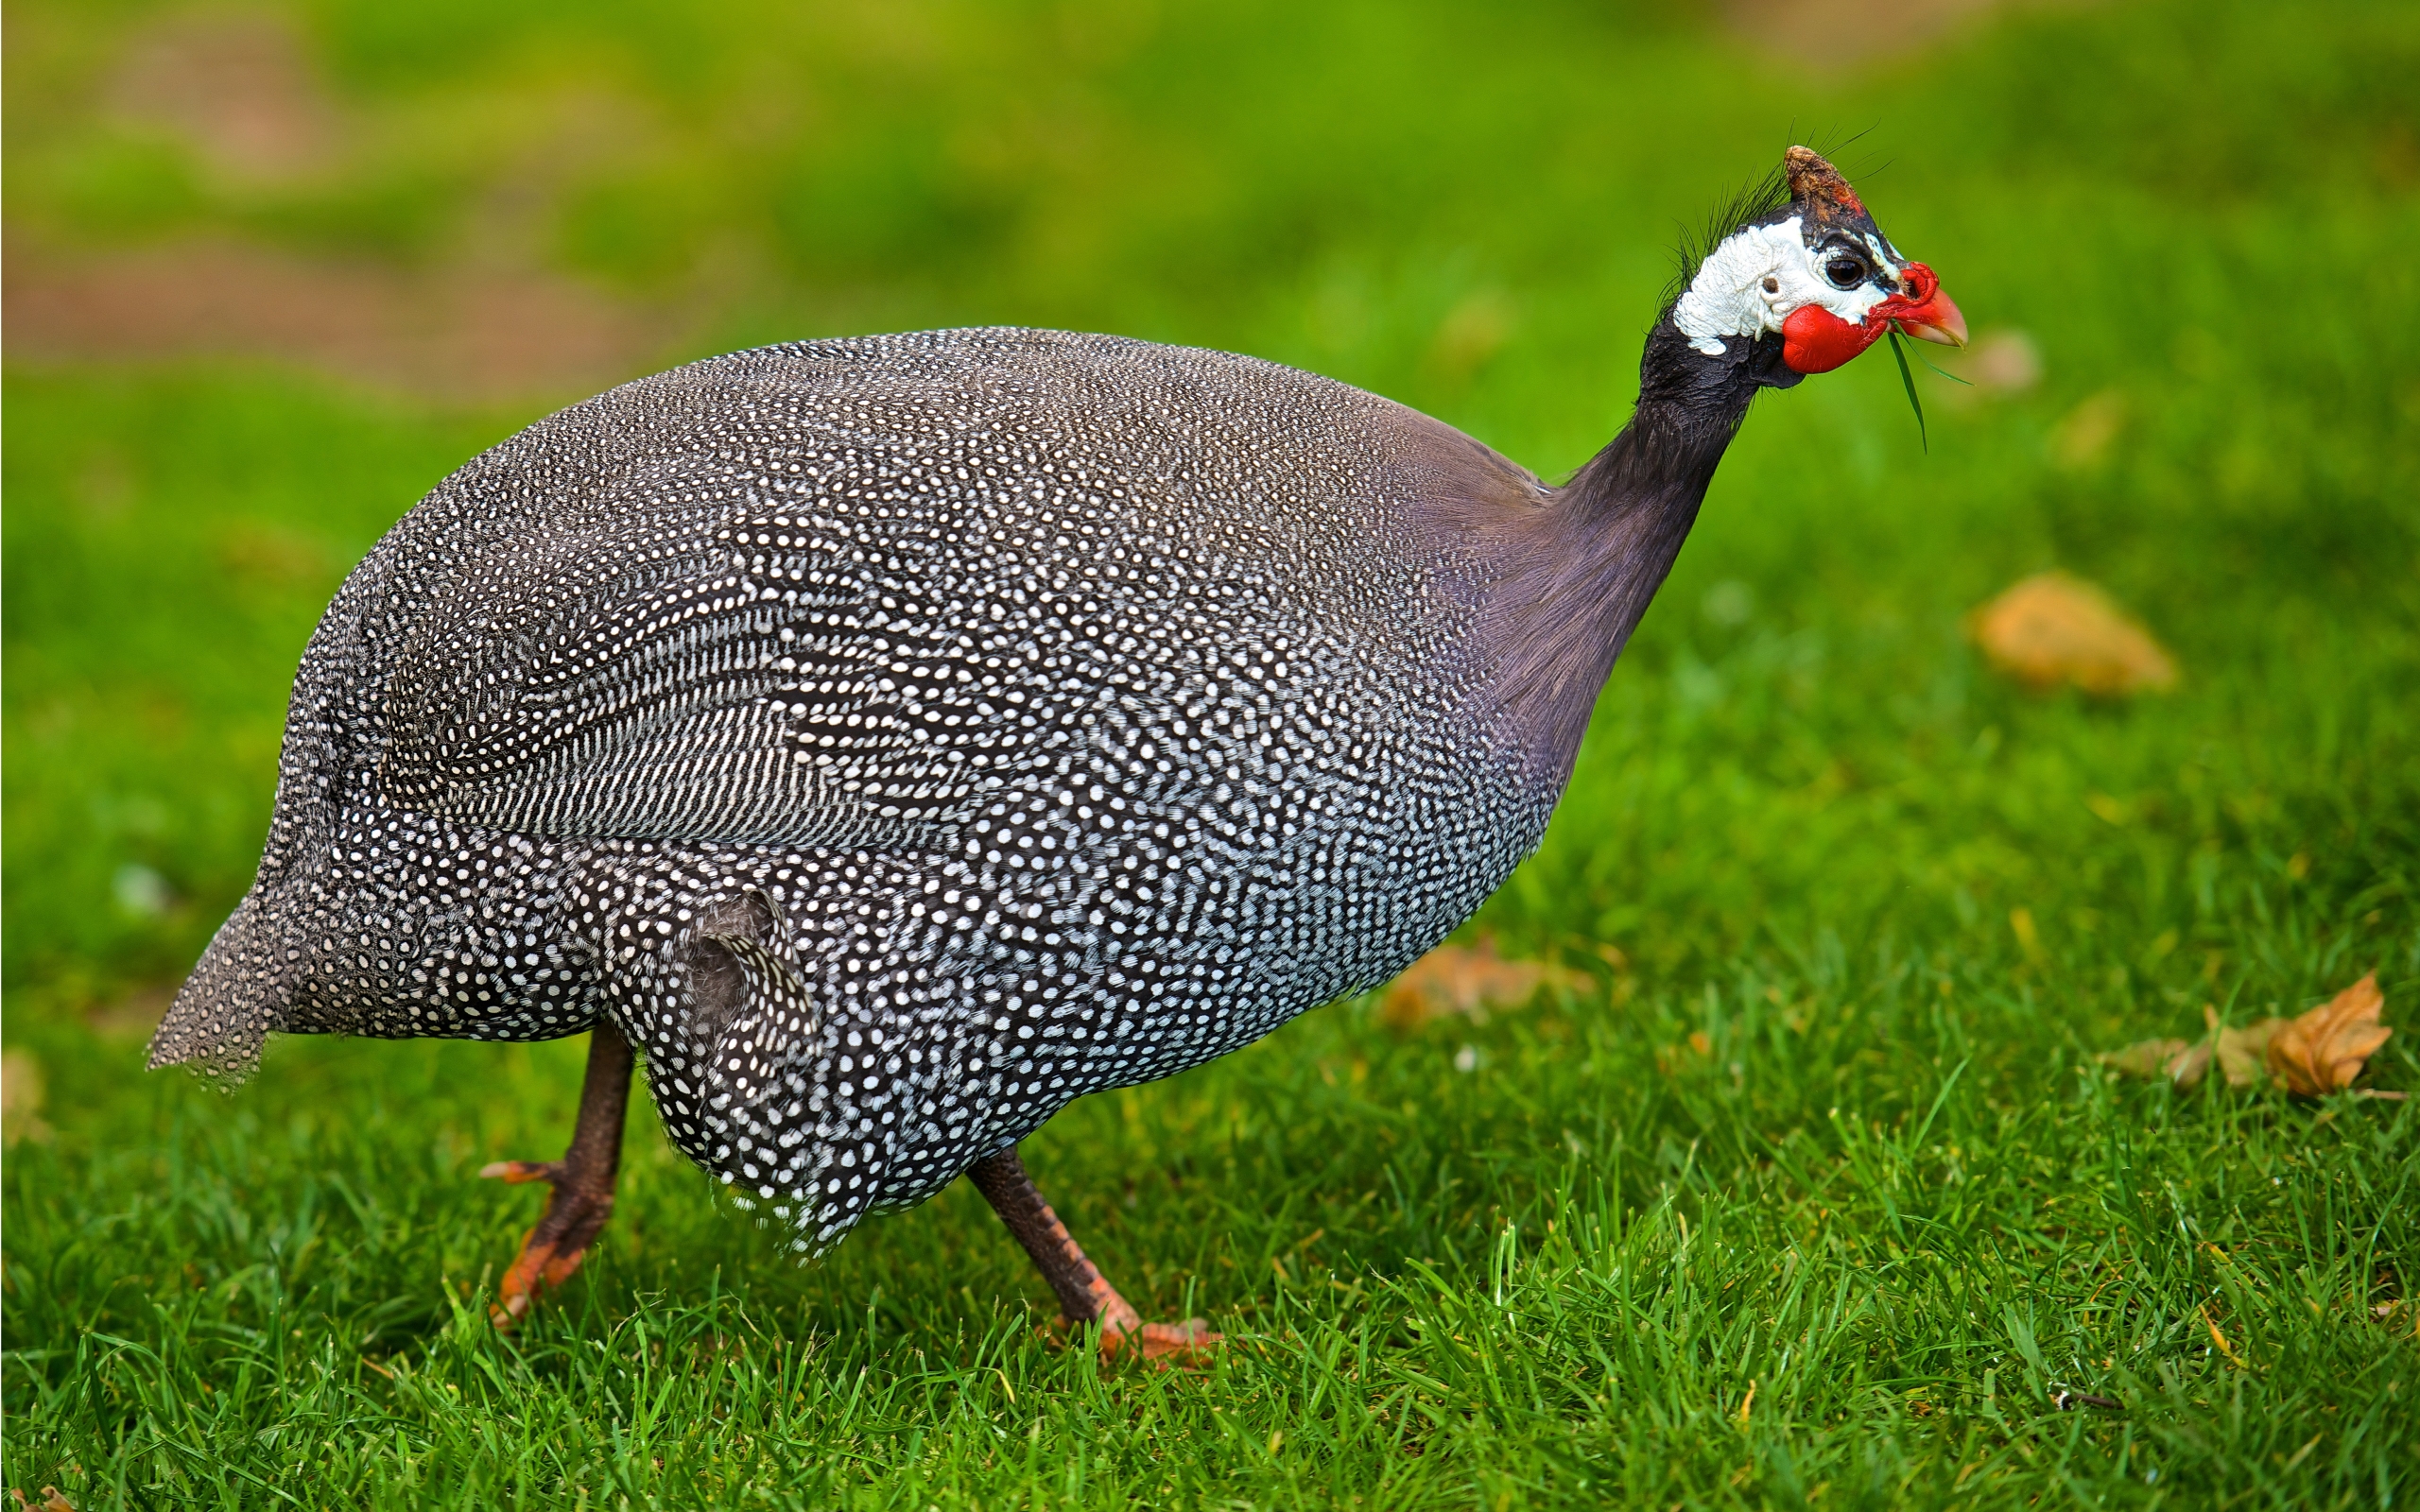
[
  {"left": 480, "top": 1159, "right": 564, "bottom": 1185},
  {"left": 491, "top": 1228, "right": 558, "bottom": 1328},
  {"left": 485, "top": 1171, "right": 616, "bottom": 1329},
  {"left": 1105, "top": 1317, "right": 1221, "bottom": 1367}
]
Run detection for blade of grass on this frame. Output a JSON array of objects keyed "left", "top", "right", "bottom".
[
  {"left": 1888, "top": 326, "right": 1927, "bottom": 453},
  {"left": 1918, "top": 351, "right": 1975, "bottom": 385}
]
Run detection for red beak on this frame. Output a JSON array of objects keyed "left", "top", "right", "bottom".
[{"left": 1880, "top": 263, "right": 1968, "bottom": 348}]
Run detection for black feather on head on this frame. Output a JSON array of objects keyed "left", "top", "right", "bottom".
[
  {"left": 1660, "top": 134, "right": 1880, "bottom": 315},
  {"left": 1660, "top": 166, "right": 1791, "bottom": 314}
]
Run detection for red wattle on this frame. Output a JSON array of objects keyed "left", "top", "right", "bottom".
[
  {"left": 1781, "top": 304, "right": 1884, "bottom": 374},
  {"left": 1783, "top": 266, "right": 1960, "bottom": 372}
]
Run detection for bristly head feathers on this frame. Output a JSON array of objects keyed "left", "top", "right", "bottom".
[
  {"left": 1661, "top": 145, "right": 1966, "bottom": 374},
  {"left": 1662, "top": 165, "right": 1792, "bottom": 313},
  {"left": 1660, "top": 138, "right": 1878, "bottom": 314}
]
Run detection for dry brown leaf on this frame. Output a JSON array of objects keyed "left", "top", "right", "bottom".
[
  {"left": 2267, "top": 973, "right": 2394, "bottom": 1097},
  {"left": 1967, "top": 572, "right": 2177, "bottom": 696},
  {"left": 2100, "top": 1012, "right": 2271, "bottom": 1090},
  {"left": 1, "top": 1049, "right": 51, "bottom": 1146},
  {"left": 9, "top": 1486, "right": 76, "bottom": 1512},
  {"left": 2166, "top": 1039, "right": 2214, "bottom": 1089},
  {"left": 1379, "top": 937, "right": 1574, "bottom": 1033},
  {"left": 2205, "top": 1006, "right": 2288, "bottom": 1089},
  {"left": 2104, "top": 986, "right": 2397, "bottom": 1101},
  {"left": 2098, "top": 1038, "right": 2191, "bottom": 1079}
]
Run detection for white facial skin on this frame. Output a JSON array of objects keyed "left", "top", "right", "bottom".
[{"left": 1672, "top": 215, "right": 1907, "bottom": 357}]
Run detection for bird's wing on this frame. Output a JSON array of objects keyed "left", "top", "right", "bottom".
[
  {"left": 360, "top": 325, "right": 1499, "bottom": 851},
  {"left": 372, "top": 440, "right": 977, "bottom": 850}
]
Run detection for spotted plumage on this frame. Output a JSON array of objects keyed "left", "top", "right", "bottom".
[
  {"left": 155, "top": 327, "right": 1559, "bottom": 1245},
  {"left": 153, "top": 151, "right": 1960, "bottom": 1307}
]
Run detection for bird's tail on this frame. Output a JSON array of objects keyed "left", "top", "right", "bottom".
[{"left": 147, "top": 888, "right": 286, "bottom": 1082}]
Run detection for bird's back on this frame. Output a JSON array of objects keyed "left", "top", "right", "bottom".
[{"left": 154, "top": 326, "right": 1559, "bottom": 1238}]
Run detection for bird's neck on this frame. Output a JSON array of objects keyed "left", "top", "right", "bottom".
[{"left": 1485, "top": 318, "right": 1770, "bottom": 782}]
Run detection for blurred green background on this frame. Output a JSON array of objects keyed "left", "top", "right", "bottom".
[
  {"left": 6, "top": 0, "right": 2419, "bottom": 1503},
  {"left": 6, "top": 0, "right": 2416, "bottom": 1011},
  {"left": 5, "top": 0, "right": 2420, "bottom": 1016}
]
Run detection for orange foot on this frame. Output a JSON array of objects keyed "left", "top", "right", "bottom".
[
  {"left": 480, "top": 1159, "right": 616, "bottom": 1328},
  {"left": 1102, "top": 1316, "right": 1222, "bottom": 1367}
]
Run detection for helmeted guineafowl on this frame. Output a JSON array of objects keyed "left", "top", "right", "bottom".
[{"left": 152, "top": 147, "right": 1962, "bottom": 1356}]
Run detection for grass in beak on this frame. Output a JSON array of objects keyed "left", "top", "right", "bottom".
[
  {"left": 1887, "top": 326, "right": 1927, "bottom": 453},
  {"left": 1917, "top": 349, "right": 1974, "bottom": 387}
]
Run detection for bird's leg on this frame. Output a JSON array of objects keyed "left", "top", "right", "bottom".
[
  {"left": 965, "top": 1144, "right": 1219, "bottom": 1365},
  {"left": 479, "top": 1022, "right": 634, "bottom": 1327}
]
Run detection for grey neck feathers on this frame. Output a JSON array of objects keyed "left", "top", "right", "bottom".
[{"left": 1482, "top": 317, "right": 1777, "bottom": 783}]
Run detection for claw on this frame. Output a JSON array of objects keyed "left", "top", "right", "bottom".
[
  {"left": 493, "top": 1221, "right": 596, "bottom": 1326},
  {"left": 1053, "top": 1312, "right": 1222, "bottom": 1368},
  {"left": 965, "top": 1146, "right": 1222, "bottom": 1370},
  {"left": 480, "top": 1160, "right": 562, "bottom": 1184},
  {"left": 479, "top": 1024, "right": 635, "bottom": 1330},
  {"left": 1105, "top": 1316, "right": 1222, "bottom": 1367},
  {"left": 493, "top": 1228, "right": 551, "bottom": 1326},
  {"left": 483, "top": 1161, "right": 615, "bottom": 1329}
]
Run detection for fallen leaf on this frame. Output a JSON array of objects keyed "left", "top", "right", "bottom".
[
  {"left": 1967, "top": 572, "right": 2177, "bottom": 696},
  {"left": 2098, "top": 1038, "right": 2191, "bottom": 1079},
  {"left": 2267, "top": 973, "right": 2393, "bottom": 1097},
  {"left": 2166, "top": 1039, "right": 2214, "bottom": 1089},
  {"left": 9, "top": 1487, "right": 75, "bottom": 1512},
  {"left": 2100, "top": 1010, "right": 2273, "bottom": 1091},
  {"left": 2098, "top": 1032, "right": 2215, "bottom": 1088},
  {"left": 1, "top": 1049, "right": 51, "bottom": 1146},
  {"left": 2111, "top": 987, "right": 2397, "bottom": 1100},
  {"left": 2207, "top": 1006, "right": 2288, "bottom": 1089},
  {"left": 1379, "top": 936, "right": 1574, "bottom": 1032}
]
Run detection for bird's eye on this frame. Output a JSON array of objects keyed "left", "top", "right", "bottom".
[{"left": 1824, "top": 257, "right": 1867, "bottom": 289}]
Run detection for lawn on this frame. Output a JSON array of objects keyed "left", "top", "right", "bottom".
[{"left": 5, "top": 0, "right": 2418, "bottom": 1505}]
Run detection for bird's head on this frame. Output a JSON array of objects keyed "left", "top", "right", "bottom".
[{"left": 1669, "top": 146, "right": 1966, "bottom": 387}]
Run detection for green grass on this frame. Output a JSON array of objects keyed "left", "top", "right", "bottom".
[{"left": 7, "top": 0, "right": 2419, "bottom": 1504}]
